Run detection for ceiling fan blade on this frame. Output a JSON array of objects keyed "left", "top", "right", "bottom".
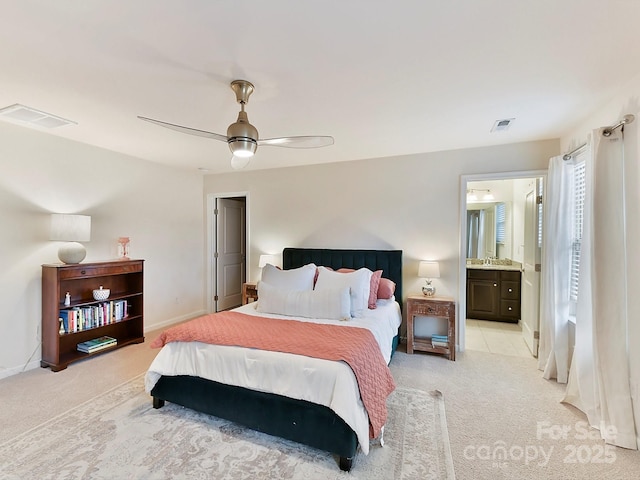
[
  {"left": 138, "top": 116, "right": 228, "bottom": 142},
  {"left": 257, "top": 135, "right": 334, "bottom": 149}
]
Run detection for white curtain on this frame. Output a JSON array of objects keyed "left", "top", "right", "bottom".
[
  {"left": 538, "top": 155, "right": 572, "bottom": 383},
  {"left": 563, "top": 128, "right": 637, "bottom": 449}
]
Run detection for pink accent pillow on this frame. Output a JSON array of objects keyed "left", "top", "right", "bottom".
[
  {"left": 337, "top": 268, "right": 383, "bottom": 309},
  {"left": 377, "top": 278, "right": 396, "bottom": 299},
  {"left": 314, "top": 266, "right": 331, "bottom": 285}
]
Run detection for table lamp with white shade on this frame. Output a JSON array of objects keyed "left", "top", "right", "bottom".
[
  {"left": 50, "top": 214, "right": 91, "bottom": 264},
  {"left": 258, "top": 254, "right": 278, "bottom": 282},
  {"left": 258, "top": 254, "right": 278, "bottom": 268},
  {"left": 418, "top": 260, "right": 440, "bottom": 296}
]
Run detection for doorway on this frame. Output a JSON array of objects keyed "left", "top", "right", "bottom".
[
  {"left": 459, "top": 171, "right": 546, "bottom": 356},
  {"left": 206, "top": 192, "right": 250, "bottom": 313}
]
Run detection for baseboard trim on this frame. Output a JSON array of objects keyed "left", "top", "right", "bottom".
[
  {"left": 0, "top": 359, "right": 42, "bottom": 381},
  {"left": 144, "top": 309, "right": 207, "bottom": 333},
  {"left": 0, "top": 310, "right": 208, "bottom": 381}
]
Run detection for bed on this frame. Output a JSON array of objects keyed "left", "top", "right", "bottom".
[{"left": 146, "top": 247, "right": 403, "bottom": 471}]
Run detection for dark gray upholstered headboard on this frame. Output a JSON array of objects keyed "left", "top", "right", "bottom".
[{"left": 282, "top": 248, "right": 403, "bottom": 310}]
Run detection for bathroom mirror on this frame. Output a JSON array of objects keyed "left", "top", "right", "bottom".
[
  {"left": 466, "top": 202, "right": 510, "bottom": 259},
  {"left": 466, "top": 204, "right": 495, "bottom": 259}
]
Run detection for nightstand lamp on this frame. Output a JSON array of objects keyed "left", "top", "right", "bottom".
[
  {"left": 418, "top": 261, "right": 440, "bottom": 296},
  {"left": 258, "top": 254, "right": 278, "bottom": 269}
]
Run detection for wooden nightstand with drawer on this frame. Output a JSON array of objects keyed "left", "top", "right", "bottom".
[
  {"left": 241, "top": 282, "right": 258, "bottom": 305},
  {"left": 406, "top": 295, "right": 456, "bottom": 360}
]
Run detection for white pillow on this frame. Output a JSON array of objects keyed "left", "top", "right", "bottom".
[
  {"left": 257, "top": 282, "right": 351, "bottom": 320},
  {"left": 314, "top": 266, "right": 372, "bottom": 317},
  {"left": 261, "top": 263, "right": 316, "bottom": 291},
  {"left": 375, "top": 295, "right": 396, "bottom": 307}
]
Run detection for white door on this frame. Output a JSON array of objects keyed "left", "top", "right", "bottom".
[
  {"left": 521, "top": 179, "right": 542, "bottom": 356},
  {"left": 215, "top": 198, "right": 245, "bottom": 311}
]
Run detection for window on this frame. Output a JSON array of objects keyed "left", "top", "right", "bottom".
[
  {"left": 537, "top": 178, "right": 544, "bottom": 248},
  {"left": 570, "top": 155, "right": 586, "bottom": 305},
  {"left": 495, "top": 203, "right": 506, "bottom": 244}
]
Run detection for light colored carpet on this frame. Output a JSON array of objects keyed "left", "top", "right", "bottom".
[
  {"left": 0, "top": 375, "right": 455, "bottom": 480},
  {"left": 2, "top": 330, "right": 639, "bottom": 479}
]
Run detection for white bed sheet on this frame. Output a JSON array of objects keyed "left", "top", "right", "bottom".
[{"left": 144, "top": 300, "right": 401, "bottom": 455}]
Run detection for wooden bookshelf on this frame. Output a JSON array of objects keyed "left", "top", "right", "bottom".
[{"left": 41, "top": 259, "right": 144, "bottom": 371}]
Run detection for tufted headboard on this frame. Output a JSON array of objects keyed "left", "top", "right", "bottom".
[{"left": 282, "top": 248, "right": 403, "bottom": 310}]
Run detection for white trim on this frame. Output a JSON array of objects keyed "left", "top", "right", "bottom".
[
  {"left": 458, "top": 169, "right": 547, "bottom": 353},
  {"left": 205, "top": 191, "right": 251, "bottom": 314},
  {"left": 144, "top": 309, "right": 207, "bottom": 332}
]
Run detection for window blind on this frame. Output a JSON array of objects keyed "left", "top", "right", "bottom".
[
  {"left": 496, "top": 203, "right": 506, "bottom": 244},
  {"left": 570, "top": 158, "right": 586, "bottom": 301},
  {"left": 537, "top": 179, "right": 544, "bottom": 247}
]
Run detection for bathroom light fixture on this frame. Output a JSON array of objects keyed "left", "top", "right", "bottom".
[
  {"left": 50, "top": 214, "right": 91, "bottom": 264},
  {"left": 467, "top": 189, "right": 494, "bottom": 202},
  {"left": 418, "top": 261, "right": 440, "bottom": 296}
]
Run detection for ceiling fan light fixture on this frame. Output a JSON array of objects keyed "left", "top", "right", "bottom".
[
  {"left": 230, "top": 155, "right": 251, "bottom": 170},
  {"left": 228, "top": 138, "right": 257, "bottom": 157}
]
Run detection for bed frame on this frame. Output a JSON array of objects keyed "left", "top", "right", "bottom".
[{"left": 150, "top": 248, "right": 403, "bottom": 471}]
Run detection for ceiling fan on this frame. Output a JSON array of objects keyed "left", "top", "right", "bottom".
[{"left": 138, "top": 79, "right": 334, "bottom": 169}]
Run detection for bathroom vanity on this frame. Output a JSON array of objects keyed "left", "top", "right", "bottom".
[{"left": 466, "top": 263, "right": 521, "bottom": 323}]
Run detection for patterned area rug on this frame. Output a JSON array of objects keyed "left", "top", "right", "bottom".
[{"left": 0, "top": 375, "right": 455, "bottom": 480}]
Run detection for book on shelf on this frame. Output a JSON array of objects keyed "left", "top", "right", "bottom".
[
  {"left": 77, "top": 336, "right": 117, "bottom": 354},
  {"left": 59, "top": 299, "right": 129, "bottom": 334},
  {"left": 431, "top": 334, "right": 449, "bottom": 348}
]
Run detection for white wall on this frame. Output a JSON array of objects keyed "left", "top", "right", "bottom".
[
  {"left": 560, "top": 71, "right": 640, "bottom": 446},
  {"left": 203, "top": 139, "right": 558, "bottom": 336},
  {"left": 0, "top": 121, "right": 205, "bottom": 379}
]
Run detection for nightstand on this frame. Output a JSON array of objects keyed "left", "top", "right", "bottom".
[
  {"left": 242, "top": 282, "right": 258, "bottom": 305},
  {"left": 406, "top": 295, "right": 456, "bottom": 360}
]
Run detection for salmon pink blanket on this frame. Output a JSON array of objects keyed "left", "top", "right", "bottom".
[{"left": 151, "top": 311, "right": 396, "bottom": 439}]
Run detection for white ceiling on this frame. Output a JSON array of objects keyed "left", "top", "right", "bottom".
[{"left": 2, "top": 1, "right": 640, "bottom": 174}]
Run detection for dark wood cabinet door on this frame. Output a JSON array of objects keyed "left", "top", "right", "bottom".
[
  {"left": 467, "top": 278, "right": 499, "bottom": 318},
  {"left": 466, "top": 268, "right": 521, "bottom": 322}
]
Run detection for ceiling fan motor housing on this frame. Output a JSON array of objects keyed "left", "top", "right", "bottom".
[{"left": 227, "top": 110, "right": 258, "bottom": 157}]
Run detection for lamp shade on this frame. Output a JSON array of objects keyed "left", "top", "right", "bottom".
[
  {"left": 418, "top": 261, "right": 440, "bottom": 278},
  {"left": 50, "top": 214, "right": 91, "bottom": 242},
  {"left": 50, "top": 214, "right": 91, "bottom": 264},
  {"left": 259, "top": 254, "right": 278, "bottom": 268}
]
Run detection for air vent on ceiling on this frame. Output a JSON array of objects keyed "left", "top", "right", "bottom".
[
  {"left": 0, "top": 103, "right": 77, "bottom": 128},
  {"left": 491, "top": 118, "right": 515, "bottom": 132}
]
